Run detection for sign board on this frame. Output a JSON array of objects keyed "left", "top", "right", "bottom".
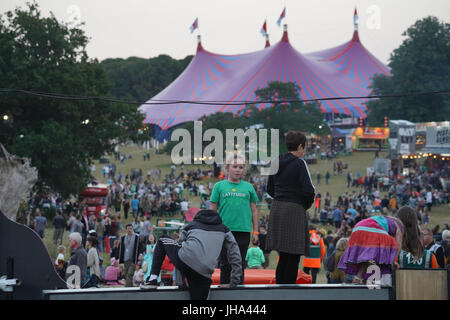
[
  {"left": 373, "top": 158, "right": 391, "bottom": 176},
  {"left": 389, "top": 120, "right": 416, "bottom": 158},
  {"left": 425, "top": 126, "right": 450, "bottom": 148}
]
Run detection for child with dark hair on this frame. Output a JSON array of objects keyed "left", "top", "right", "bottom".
[
  {"left": 85, "top": 235, "right": 101, "bottom": 287},
  {"left": 396, "top": 206, "right": 438, "bottom": 269}
]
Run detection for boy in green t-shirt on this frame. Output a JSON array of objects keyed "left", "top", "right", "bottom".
[
  {"left": 210, "top": 155, "right": 260, "bottom": 284},
  {"left": 246, "top": 239, "right": 265, "bottom": 269}
]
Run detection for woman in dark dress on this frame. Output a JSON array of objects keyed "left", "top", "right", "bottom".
[{"left": 266, "top": 131, "right": 316, "bottom": 284}]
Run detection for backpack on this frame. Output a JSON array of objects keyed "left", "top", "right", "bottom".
[{"left": 324, "top": 248, "right": 336, "bottom": 272}]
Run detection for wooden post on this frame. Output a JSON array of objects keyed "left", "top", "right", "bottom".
[{"left": 395, "top": 269, "right": 448, "bottom": 300}]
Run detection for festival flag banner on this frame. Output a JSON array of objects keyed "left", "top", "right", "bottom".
[
  {"left": 276, "top": 7, "right": 286, "bottom": 27},
  {"left": 260, "top": 20, "right": 267, "bottom": 37},
  {"left": 353, "top": 8, "right": 359, "bottom": 25},
  {"left": 190, "top": 17, "right": 199, "bottom": 33}
]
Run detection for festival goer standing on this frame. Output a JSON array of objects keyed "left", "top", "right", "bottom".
[
  {"left": 104, "top": 217, "right": 111, "bottom": 254},
  {"left": 52, "top": 210, "right": 66, "bottom": 245},
  {"left": 266, "top": 131, "right": 315, "bottom": 284},
  {"left": 123, "top": 197, "right": 130, "bottom": 220},
  {"left": 94, "top": 217, "right": 105, "bottom": 253},
  {"left": 426, "top": 188, "right": 433, "bottom": 212},
  {"left": 302, "top": 225, "right": 326, "bottom": 283},
  {"left": 142, "top": 216, "right": 152, "bottom": 244},
  {"left": 421, "top": 227, "right": 445, "bottom": 268},
  {"left": 67, "top": 211, "right": 77, "bottom": 236},
  {"left": 109, "top": 215, "right": 120, "bottom": 251},
  {"left": 325, "top": 171, "right": 330, "bottom": 185},
  {"left": 210, "top": 154, "right": 260, "bottom": 285},
  {"left": 67, "top": 232, "right": 87, "bottom": 287},
  {"left": 143, "top": 234, "right": 157, "bottom": 282},
  {"left": 118, "top": 224, "right": 142, "bottom": 287},
  {"left": 34, "top": 208, "right": 47, "bottom": 239},
  {"left": 85, "top": 236, "right": 101, "bottom": 288},
  {"left": 131, "top": 196, "right": 140, "bottom": 218}
]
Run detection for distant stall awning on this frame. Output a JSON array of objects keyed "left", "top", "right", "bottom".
[
  {"left": 332, "top": 128, "right": 355, "bottom": 138},
  {"left": 420, "top": 147, "right": 450, "bottom": 155}
]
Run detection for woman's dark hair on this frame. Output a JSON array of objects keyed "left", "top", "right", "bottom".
[
  {"left": 397, "top": 206, "right": 424, "bottom": 260},
  {"left": 86, "top": 236, "right": 99, "bottom": 248},
  {"left": 432, "top": 225, "right": 440, "bottom": 235},
  {"left": 285, "top": 131, "right": 306, "bottom": 151}
]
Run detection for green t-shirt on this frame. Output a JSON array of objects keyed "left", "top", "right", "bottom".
[
  {"left": 210, "top": 180, "right": 259, "bottom": 232},
  {"left": 245, "top": 247, "right": 265, "bottom": 268}
]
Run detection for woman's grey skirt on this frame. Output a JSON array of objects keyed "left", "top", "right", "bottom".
[{"left": 266, "top": 200, "right": 310, "bottom": 256}]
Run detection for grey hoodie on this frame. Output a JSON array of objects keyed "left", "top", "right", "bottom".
[{"left": 177, "top": 210, "right": 242, "bottom": 286}]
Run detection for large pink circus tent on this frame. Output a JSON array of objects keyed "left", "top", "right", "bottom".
[{"left": 139, "top": 15, "right": 390, "bottom": 135}]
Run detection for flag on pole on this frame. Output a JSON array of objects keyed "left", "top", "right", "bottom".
[
  {"left": 276, "top": 7, "right": 286, "bottom": 27},
  {"left": 190, "top": 17, "right": 199, "bottom": 34},
  {"left": 260, "top": 20, "right": 267, "bottom": 37},
  {"left": 353, "top": 8, "right": 359, "bottom": 25}
]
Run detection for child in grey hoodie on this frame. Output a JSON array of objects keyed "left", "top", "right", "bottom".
[{"left": 141, "top": 209, "right": 242, "bottom": 300}]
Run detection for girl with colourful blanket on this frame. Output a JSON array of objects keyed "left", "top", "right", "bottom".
[{"left": 338, "top": 214, "right": 404, "bottom": 284}]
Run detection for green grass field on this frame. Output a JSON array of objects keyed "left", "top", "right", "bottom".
[{"left": 42, "top": 143, "right": 449, "bottom": 284}]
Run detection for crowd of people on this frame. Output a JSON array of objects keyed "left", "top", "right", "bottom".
[{"left": 19, "top": 138, "right": 450, "bottom": 298}]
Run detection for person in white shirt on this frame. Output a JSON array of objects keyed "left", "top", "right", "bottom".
[
  {"left": 426, "top": 189, "right": 433, "bottom": 211},
  {"left": 180, "top": 199, "right": 189, "bottom": 219}
]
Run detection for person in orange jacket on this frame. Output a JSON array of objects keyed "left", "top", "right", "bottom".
[{"left": 303, "top": 225, "right": 326, "bottom": 283}]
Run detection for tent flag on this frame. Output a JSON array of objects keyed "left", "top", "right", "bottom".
[
  {"left": 276, "top": 7, "right": 286, "bottom": 27},
  {"left": 353, "top": 8, "right": 359, "bottom": 25},
  {"left": 190, "top": 17, "right": 199, "bottom": 34},
  {"left": 260, "top": 20, "right": 268, "bottom": 37}
]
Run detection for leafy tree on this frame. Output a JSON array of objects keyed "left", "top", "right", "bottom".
[
  {"left": 0, "top": 3, "right": 143, "bottom": 198},
  {"left": 248, "top": 81, "right": 329, "bottom": 153},
  {"left": 367, "top": 16, "right": 450, "bottom": 125},
  {"left": 101, "top": 54, "right": 193, "bottom": 102}
]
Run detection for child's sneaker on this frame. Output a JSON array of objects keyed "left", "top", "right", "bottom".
[{"left": 140, "top": 279, "right": 158, "bottom": 290}]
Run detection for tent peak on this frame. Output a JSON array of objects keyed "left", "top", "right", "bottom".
[
  {"left": 351, "top": 29, "right": 360, "bottom": 42},
  {"left": 281, "top": 24, "right": 289, "bottom": 42},
  {"left": 196, "top": 35, "right": 204, "bottom": 52},
  {"left": 264, "top": 34, "right": 270, "bottom": 48}
]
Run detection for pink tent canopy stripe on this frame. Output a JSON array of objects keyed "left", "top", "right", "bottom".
[{"left": 139, "top": 26, "right": 391, "bottom": 130}]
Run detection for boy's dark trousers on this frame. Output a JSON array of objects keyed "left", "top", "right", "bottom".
[
  {"left": 150, "top": 235, "right": 212, "bottom": 300},
  {"left": 219, "top": 231, "right": 249, "bottom": 285}
]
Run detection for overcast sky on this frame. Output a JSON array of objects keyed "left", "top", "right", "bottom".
[{"left": 1, "top": 0, "right": 449, "bottom": 65}]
